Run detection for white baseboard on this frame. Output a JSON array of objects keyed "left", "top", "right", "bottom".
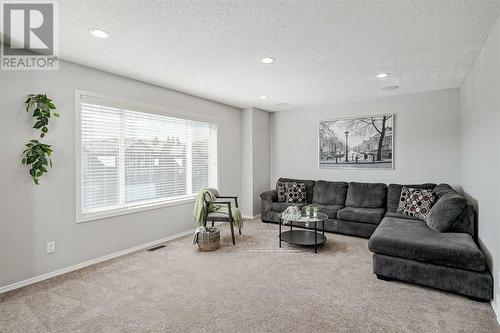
[
  {"left": 492, "top": 300, "right": 500, "bottom": 326},
  {"left": 243, "top": 214, "right": 261, "bottom": 220},
  {"left": 0, "top": 228, "right": 195, "bottom": 295}
]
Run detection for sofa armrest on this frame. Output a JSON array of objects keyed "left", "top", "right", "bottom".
[
  {"left": 260, "top": 189, "right": 277, "bottom": 222},
  {"left": 260, "top": 189, "right": 278, "bottom": 201}
]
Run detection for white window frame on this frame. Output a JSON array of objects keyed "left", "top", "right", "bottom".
[{"left": 75, "top": 90, "right": 219, "bottom": 223}]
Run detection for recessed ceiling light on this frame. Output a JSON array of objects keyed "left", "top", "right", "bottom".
[
  {"left": 89, "top": 28, "right": 109, "bottom": 38},
  {"left": 276, "top": 103, "right": 288, "bottom": 107},
  {"left": 261, "top": 57, "right": 275, "bottom": 64},
  {"left": 259, "top": 95, "right": 268, "bottom": 100},
  {"left": 376, "top": 73, "right": 390, "bottom": 78},
  {"left": 381, "top": 85, "right": 399, "bottom": 91}
]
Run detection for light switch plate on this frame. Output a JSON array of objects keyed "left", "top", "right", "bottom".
[{"left": 46, "top": 241, "right": 56, "bottom": 254}]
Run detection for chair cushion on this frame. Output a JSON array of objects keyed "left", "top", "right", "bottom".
[
  {"left": 368, "top": 217, "right": 486, "bottom": 271},
  {"left": 277, "top": 178, "right": 315, "bottom": 203},
  {"left": 337, "top": 207, "right": 386, "bottom": 225},
  {"left": 345, "top": 182, "right": 387, "bottom": 208},
  {"left": 271, "top": 202, "right": 307, "bottom": 213},
  {"left": 312, "top": 180, "right": 348, "bottom": 205},
  {"left": 426, "top": 189, "right": 467, "bottom": 232},
  {"left": 206, "top": 211, "right": 231, "bottom": 222},
  {"left": 304, "top": 204, "right": 343, "bottom": 219},
  {"left": 387, "top": 183, "right": 436, "bottom": 211}
]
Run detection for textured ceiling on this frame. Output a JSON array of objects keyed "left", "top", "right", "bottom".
[{"left": 56, "top": 0, "right": 500, "bottom": 111}]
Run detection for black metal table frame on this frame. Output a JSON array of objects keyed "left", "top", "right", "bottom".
[{"left": 279, "top": 217, "right": 326, "bottom": 253}]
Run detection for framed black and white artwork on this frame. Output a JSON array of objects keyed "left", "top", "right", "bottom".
[{"left": 319, "top": 114, "right": 394, "bottom": 169}]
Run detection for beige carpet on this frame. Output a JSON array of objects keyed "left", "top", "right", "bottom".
[{"left": 0, "top": 219, "right": 498, "bottom": 332}]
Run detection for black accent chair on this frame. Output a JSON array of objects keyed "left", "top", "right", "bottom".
[{"left": 203, "top": 189, "right": 241, "bottom": 245}]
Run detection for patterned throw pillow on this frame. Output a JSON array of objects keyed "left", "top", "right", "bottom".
[
  {"left": 277, "top": 182, "right": 287, "bottom": 202},
  {"left": 284, "top": 182, "right": 306, "bottom": 203},
  {"left": 396, "top": 187, "right": 435, "bottom": 221}
]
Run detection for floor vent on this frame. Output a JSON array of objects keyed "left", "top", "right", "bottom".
[{"left": 146, "top": 245, "right": 166, "bottom": 252}]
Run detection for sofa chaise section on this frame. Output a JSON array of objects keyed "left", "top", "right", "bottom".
[
  {"left": 369, "top": 217, "right": 486, "bottom": 272},
  {"left": 368, "top": 184, "right": 493, "bottom": 301}
]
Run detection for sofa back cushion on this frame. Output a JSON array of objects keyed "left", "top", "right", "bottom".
[
  {"left": 427, "top": 184, "right": 475, "bottom": 237},
  {"left": 277, "top": 178, "right": 316, "bottom": 203},
  {"left": 387, "top": 183, "right": 437, "bottom": 211},
  {"left": 312, "top": 180, "right": 348, "bottom": 205},
  {"left": 345, "top": 182, "right": 387, "bottom": 208},
  {"left": 432, "top": 183, "right": 453, "bottom": 199},
  {"left": 426, "top": 189, "right": 467, "bottom": 232}
]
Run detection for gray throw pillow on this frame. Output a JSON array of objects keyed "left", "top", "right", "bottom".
[{"left": 425, "top": 191, "right": 467, "bottom": 232}]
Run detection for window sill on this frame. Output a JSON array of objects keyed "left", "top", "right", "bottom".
[{"left": 76, "top": 196, "right": 196, "bottom": 224}]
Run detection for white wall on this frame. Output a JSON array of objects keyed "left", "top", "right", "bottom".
[
  {"left": 460, "top": 16, "right": 500, "bottom": 321},
  {"left": 240, "top": 108, "right": 254, "bottom": 217},
  {"left": 240, "top": 108, "right": 271, "bottom": 217},
  {"left": 271, "top": 88, "right": 461, "bottom": 187},
  {"left": 0, "top": 61, "right": 241, "bottom": 288},
  {"left": 252, "top": 109, "right": 270, "bottom": 215}
]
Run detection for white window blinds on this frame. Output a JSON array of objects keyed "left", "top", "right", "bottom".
[{"left": 78, "top": 95, "right": 217, "bottom": 219}]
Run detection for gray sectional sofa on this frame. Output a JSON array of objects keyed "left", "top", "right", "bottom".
[{"left": 260, "top": 178, "right": 493, "bottom": 301}]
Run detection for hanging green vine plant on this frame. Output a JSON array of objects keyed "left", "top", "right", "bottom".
[
  {"left": 25, "top": 94, "right": 60, "bottom": 138},
  {"left": 22, "top": 94, "right": 59, "bottom": 185},
  {"left": 22, "top": 140, "right": 53, "bottom": 185}
]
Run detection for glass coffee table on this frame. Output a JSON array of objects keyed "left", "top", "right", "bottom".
[{"left": 278, "top": 212, "right": 328, "bottom": 253}]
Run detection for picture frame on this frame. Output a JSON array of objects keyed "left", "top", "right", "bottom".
[{"left": 318, "top": 114, "right": 394, "bottom": 169}]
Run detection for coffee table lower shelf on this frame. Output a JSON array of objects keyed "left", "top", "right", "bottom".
[{"left": 280, "top": 230, "right": 327, "bottom": 252}]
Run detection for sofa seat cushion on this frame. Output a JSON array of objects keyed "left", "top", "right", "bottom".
[
  {"left": 304, "top": 204, "right": 343, "bottom": 219},
  {"left": 345, "top": 182, "right": 387, "bottom": 208},
  {"left": 368, "top": 217, "right": 486, "bottom": 272},
  {"left": 337, "top": 207, "right": 386, "bottom": 225},
  {"left": 271, "top": 202, "right": 307, "bottom": 213}
]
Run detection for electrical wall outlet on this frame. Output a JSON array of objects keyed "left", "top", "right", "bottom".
[{"left": 46, "top": 241, "right": 56, "bottom": 254}]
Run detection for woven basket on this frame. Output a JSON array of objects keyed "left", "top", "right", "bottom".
[{"left": 197, "top": 228, "right": 220, "bottom": 251}]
